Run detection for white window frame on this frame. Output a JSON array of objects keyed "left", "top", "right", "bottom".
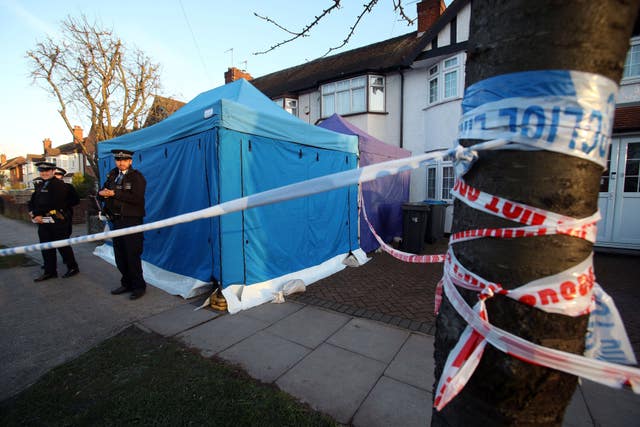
[
  {"left": 273, "top": 97, "right": 299, "bottom": 117},
  {"left": 426, "top": 165, "right": 437, "bottom": 200},
  {"left": 427, "top": 53, "right": 464, "bottom": 106},
  {"left": 425, "top": 160, "right": 454, "bottom": 201},
  {"left": 622, "top": 36, "right": 640, "bottom": 82},
  {"left": 320, "top": 74, "right": 386, "bottom": 118}
]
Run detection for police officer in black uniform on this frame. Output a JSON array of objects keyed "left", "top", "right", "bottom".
[
  {"left": 28, "top": 161, "right": 79, "bottom": 282},
  {"left": 54, "top": 167, "right": 80, "bottom": 277},
  {"left": 98, "top": 149, "right": 147, "bottom": 300}
]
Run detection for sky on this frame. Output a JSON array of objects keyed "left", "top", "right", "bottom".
[{"left": 0, "top": 0, "right": 435, "bottom": 160}]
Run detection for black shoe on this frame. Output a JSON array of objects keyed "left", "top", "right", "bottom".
[
  {"left": 129, "top": 289, "right": 146, "bottom": 300},
  {"left": 34, "top": 273, "right": 57, "bottom": 282},
  {"left": 111, "top": 286, "right": 130, "bottom": 295},
  {"left": 62, "top": 268, "right": 80, "bottom": 278}
]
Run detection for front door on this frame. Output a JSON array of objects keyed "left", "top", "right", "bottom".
[{"left": 597, "top": 136, "right": 640, "bottom": 249}]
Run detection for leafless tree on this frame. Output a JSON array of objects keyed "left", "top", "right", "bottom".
[
  {"left": 27, "top": 15, "right": 162, "bottom": 177},
  {"left": 253, "top": 0, "right": 415, "bottom": 57}
]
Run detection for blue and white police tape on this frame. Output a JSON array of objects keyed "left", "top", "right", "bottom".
[
  {"left": 0, "top": 139, "right": 509, "bottom": 257},
  {"left": 458, "top": 70, "right": 617, "bottom": 168}
]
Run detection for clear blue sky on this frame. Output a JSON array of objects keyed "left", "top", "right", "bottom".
[{"left": 0, "top": 0, "right": 444, "bottom": 160}]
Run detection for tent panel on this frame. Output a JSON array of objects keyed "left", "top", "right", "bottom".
[
  {"left": 241, "top": 136, "right": 356, "bottom": 285},
  {"left": 137, "top": 131, "right": 219, "bottom": 283},
  {"left": 218, "top": 128, "right": 247, "bottom": 286},
  {"left": 318, "top": 114, "right": 410, "bottom": 252}
]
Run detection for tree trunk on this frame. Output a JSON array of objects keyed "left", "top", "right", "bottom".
[{"left": 432, "top": 1, "right": 639, "bottom": 426}]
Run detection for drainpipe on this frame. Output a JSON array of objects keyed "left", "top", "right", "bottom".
[{"left": 399, "top": 69, "right": 404, "bottom": 149}]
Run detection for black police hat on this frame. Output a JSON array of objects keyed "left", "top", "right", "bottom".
[
  {"left": 111, "top": 149, "right": 134, "bottom": 160},
  {"left": 55, "top": 167, "right": 67, "bottom": 176},
  {"left": 35, "top": 161, "right": 56, "bottom": 171}
]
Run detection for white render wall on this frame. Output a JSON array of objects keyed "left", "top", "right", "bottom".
[{"left": 617, "top": 78, "right": 640, "bottom": 104}]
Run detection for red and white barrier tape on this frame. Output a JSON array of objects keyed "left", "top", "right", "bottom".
[
  {"left": 360, "top": 197, "right": 446, "bottom": 263},
  {"left": 435, "top": 273, "right": 640, "bottom": 410},
  {"left": 360, "top": 177, "right": 639, "bottom": 410},
  {"left": 451, "top": 179, "right": 600, "bottom": 243}
]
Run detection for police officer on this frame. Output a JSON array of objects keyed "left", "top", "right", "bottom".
[
  {"left": 28, "top": 161, "right": 79, "bottom": 281},
  {"left": 98, "top": 149, "right": 147, "bottom": 300},
  {"left": 54, "top": 167, "right": 80, "bottom": 277}
]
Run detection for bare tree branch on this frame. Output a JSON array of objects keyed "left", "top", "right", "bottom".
[
  {"left": 26, "top": 14, "right": 161, "bottom": 177},
  {"left": 253, "top": 0, "right": 415, "bottom": 56},
  {"left": 322, "top": 0, "right": 379, "bottom": 57},
  {"left": 253, "top": 0, "right": 342, "bottom": 55},
  {"left": 392, "top": 0, "right": 415, "bottom": 25}
]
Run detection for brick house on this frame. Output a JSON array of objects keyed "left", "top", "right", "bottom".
[{"left": 0, "top": 154, "right": 26, "bottom": 189}]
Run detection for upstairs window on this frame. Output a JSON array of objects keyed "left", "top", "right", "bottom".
[
  {"left": 429, "top": 66, "right": 439, "bottom": 104},
  {"left": 274, "top": 98, "right": 298, "bottom": 116},
  {"left": 623, "top": 39, "right": 640, "bottom": 79},
  {"left": 369, "top": 75, "right": 385, "bottom": 112},
  {"left": 321, "top": 75, "right": 385, "bottom": 118},
  {"left": 428, "top": 54, "right": 463, "bottom": 105}
]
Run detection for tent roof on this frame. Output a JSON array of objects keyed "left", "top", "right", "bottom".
[
  {"left": 318, "top": 114, "right": 411, "bottom": 158},
  {"left": 98, "top": 79, "right": 358, "bottom": 156}
]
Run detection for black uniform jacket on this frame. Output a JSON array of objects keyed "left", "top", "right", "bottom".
[
  {"left": 100, "top": 168, "right": 146, "bottom": 217},
  {"left": 28, "top": 178, "right": 69, "bottom": 219}
]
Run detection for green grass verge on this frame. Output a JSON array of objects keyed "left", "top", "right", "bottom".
[
  {"left": 0, "top": 245, "right": 37, "bottom": 269},
  {"left": 0, "top": 326, "right": 337, "bottom": 427}
]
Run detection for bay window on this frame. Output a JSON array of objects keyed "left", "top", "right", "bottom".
[{"left": 321, "top": 74, "right": 385, "bottom": 118}]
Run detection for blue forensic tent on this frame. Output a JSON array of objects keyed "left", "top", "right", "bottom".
[
  {"left": 318, "top": 114, "right": 411, "bottom": 252},
  {"left": 94, "top": 79, "right": 366, "bottom": 312}
]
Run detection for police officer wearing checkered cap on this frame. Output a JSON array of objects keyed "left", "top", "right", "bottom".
[
  {"left": 54, "top": 167, "right": 80, "bottom": 277},
  {"left": 28, "top": 161, "right": 79, "bottom": 281},
  {"left": 98, "top": 149, "right": 147, "bottom": 300}
]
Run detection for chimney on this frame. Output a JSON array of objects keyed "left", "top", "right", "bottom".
[
  {"left": 417, "top": 0, "right": 446, "bottom": 34},
  {"left": 0, "top": 154, "right": 6, "bottom": 164},
  {"left": 224, "top": 67, "right": 253, "bottom": 84},
  {"left": 73, "top": 125, "right": 83, "bottom": 144},
  {"left": 43, "top": 138, "right": 52, "bottom": 152}
]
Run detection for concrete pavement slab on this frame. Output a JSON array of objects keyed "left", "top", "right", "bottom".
[
  {"left": 241, "top": 300, "right": 304, "bottom": 325},
  {"left": 0, "top": 217, "right": 186, "bottom": 401},
  {"left": 385, "top": 333, "right": 435, "bottom": 392},
  {"left": 266, "top": 305, "right": 350, "bottom": 349},
  {"left": 563, "top": 386, "right": 594, "bottom": 427},
  {"left": 139, "top": 303, "right": 221, "bottom": 337},
  {"left": 579, "top": 379, "right": 640, "bottom": 427},
  {"left": 353, "top": 376, "right": 432, "bottom": 427},
  {"left": 327, "top": 317, "right": 410, "bottom": 363},
  {"left": 276, "top": 342, "right": 386, "bottom": 424},
  {"left": 176, "top": 312, "right": 267, "bottom": 357},
  {"left": 218, "top": 330, "right": 310, "bottom": 383}
]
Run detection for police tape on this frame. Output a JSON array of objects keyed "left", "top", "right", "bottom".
[
  {"left": 434, "top": 273, "right": 640, "bottom": 410},
  {"left": 361, "top": 183, "right": 640, "bottom": 409},
  {"left": 360, "top": 197, "right": 446, "bottom": 263},
  {"left": 0, "top": 139, "right": 509, "bottom": 257},
  {"left": 432, "top": 70, "right": 639, "bottom": 410},
  {"left": 450, "top": 179, "right": 600, "bottom": 243},
  {"left": 458, "top": 70, "right": 617, "bottom": 168}
]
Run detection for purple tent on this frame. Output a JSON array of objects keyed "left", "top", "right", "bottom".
[{"left": 318, "top": 114, "right": 411, "bottom": 252}]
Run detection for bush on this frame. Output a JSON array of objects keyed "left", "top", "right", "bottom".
[{"left": 72, "top": 173, "right": 97, "bottom": 198}]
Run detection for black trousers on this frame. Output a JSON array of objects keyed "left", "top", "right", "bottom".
[
  {"left": 38, "top": 222, "right": 77, "bottom": 275},
  {"left": 112, "top": 216, "right": 145, "bottom": 290}
]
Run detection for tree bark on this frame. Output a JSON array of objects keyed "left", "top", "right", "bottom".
[{"left": 432, "top": 1, "right": 639, "bottom": 426}]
